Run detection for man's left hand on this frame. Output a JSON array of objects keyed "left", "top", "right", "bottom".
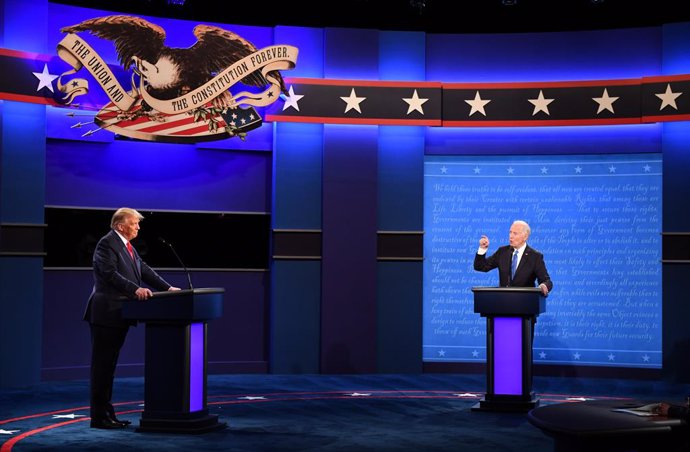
[{"left": 539, "top": 283, "right": 549, "bottom": 296}]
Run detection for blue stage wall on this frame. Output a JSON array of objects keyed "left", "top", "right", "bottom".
[{"left": 2, "top": 0, "right": 690, "bottom": 386}]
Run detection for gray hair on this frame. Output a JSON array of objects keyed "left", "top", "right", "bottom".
[{"left": 513, "top": 220, "right": 531, "bottom": 236}]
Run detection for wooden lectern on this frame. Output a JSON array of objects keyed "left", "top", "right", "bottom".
[
  {"left": 471, "top": 287, "right": 545, "bottom": 412},
  {"left": 121, "top": 287, "right": 226, "bottom": 433}
]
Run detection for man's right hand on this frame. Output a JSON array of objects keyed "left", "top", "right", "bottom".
[
  {"left": 479, "top": 235, "right": 490, "bottom": 249},
  {"left": 134, "top": 287, "right": 153, "bottom": 300}
]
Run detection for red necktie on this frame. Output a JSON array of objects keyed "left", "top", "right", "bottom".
[{"left": 126, "top": 242, "right": 135, "bottom": 260}]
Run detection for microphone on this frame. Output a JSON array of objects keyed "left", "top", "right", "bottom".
[{"left": 158, "top": 237, "right": 194, "bottom": 290}]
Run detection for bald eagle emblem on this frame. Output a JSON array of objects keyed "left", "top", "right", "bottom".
[{"left": 56, "top": 15, "right": 298, "bottom": 142}]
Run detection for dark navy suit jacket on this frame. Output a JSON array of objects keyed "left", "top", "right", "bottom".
[
  {"left": 474, "top": 244, "right": 553, "bottom": 292},
  {"left": 83, "top": 230, "right": 171, "bottom": 328}
]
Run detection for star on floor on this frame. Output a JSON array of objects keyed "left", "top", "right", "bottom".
[
  {"left": 402, "top": 89, "right": 428, "bottom": 115},
  {"left": 340, "top": 88, "right": 366, "bottom": 114},
  {"left": 454, "top": 393, "right": 479, "bottom": 398},
  {"left": 238, "top": 396, "right": 266, "bottom": 400},
  {"left": 52, "top": 414, "right": 85, "bottom": 419},
  {"left": 0, "top": 429, "right": 20, "bottom": 435},
  {"left": 347, "top": 393, "right": 371, "bottom": 397},
  {"left": 528, "top": 90, "right": 554, "bottom": 116},
  {"left": 32, "top": 63, "right": 58, "bottom": 93}
]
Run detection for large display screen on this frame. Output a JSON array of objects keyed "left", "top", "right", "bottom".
[{"left": 423, "top": 153, "right": 662, "bottom": 368}]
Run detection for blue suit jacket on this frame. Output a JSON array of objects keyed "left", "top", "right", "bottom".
[
  {"left": 474, "top": 244, "right": 553, "bottom": 292},
  {"left": 83, "top": 230, "right": 171, "bottom": 328}
]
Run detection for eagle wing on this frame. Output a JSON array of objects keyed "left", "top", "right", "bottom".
[
  {"left": 61, "top": 15, "right": 166, "bottom": 69},
  {"left": 190, "top": 25, "right": 287, "bottom": 93}
]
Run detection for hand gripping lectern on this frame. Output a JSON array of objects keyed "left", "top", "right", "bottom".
[
  {"left": 471, "top": 287, "right": 545, "bottom": 412},
  {"left": 121, "top": 288, "right": 226, "bottom": 433}
]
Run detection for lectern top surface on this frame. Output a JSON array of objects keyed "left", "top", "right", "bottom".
[
  {"left": 151, "top": 287, "right": 225, "bottom": 298},
  {"left": 471, "top": 286, "right": 542, "bottom": 293}
]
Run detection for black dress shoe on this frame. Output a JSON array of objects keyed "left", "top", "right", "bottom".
[
  {"left": 90, "top": 417, "right": 127, "bottom": 429},
  {"left": 107, "top": 409, "right": 131, "bottom": 425},
  {"left": 111, "top": 416, "right": 131, "bottom": 426}
]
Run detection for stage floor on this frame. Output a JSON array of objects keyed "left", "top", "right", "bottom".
[{"left": 1, "top": 373, "right": 687, "bottom": 451}]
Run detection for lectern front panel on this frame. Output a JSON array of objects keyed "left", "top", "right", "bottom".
[
  {"left": 493, "top": 317, "right": 522, "bottom": 395},
  {"left": 189, "top": 322, "right": 204, "bottom": 412}
]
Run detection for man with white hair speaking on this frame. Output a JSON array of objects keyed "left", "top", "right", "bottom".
[{"left": 474, "top": 220, "right": 553, "bottom": 296}]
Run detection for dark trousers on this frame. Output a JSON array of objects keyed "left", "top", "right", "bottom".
[{"left": 89, "top": 324, "right": 129, "bottom": 420}]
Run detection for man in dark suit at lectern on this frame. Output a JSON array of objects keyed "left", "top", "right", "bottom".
[
  {"left": 474, "top": 220, "right": 553, "bottom": 296},
  {"left": 84, "top": 207, "right": 180, "bottom": 429}
]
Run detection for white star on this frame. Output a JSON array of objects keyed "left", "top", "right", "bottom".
[
  {"left": 507, "top": 167, "right": 515, "bottom": 174},
  {"left": 471, "top": 350, "right": 479, "bottom": 357},
  {"left": 539, "top": 351, "right": 547, "bottom": 359},
  {"left": 643, "top": 165, "right": 651, "bottom": 172},
  {"left": 566, "top": 397, "right": 594, "bottom": 402},
  {"left": 454, "top": 393, "right": 479, "bottom": 398},
  {"left": 341, "top": 88, "right": 366, "bottom": 114},
  {"left": 0, "top": 429, "right": 20, "bottom": 435},
  {"left": 642, "top": 354, "right": 651, "bottom": 362},
  {"left": 465, "top": 91, "right": 491, "bottom": 117},
  {"left": 592, "top": 88, "right": 618, "bottom": 114},
  {"left": 438, "top": 350, "right": 446, "bottom": 357},
  {"left": 282, "top": 85, "right": 304, "bottom": 111},
  {"left": 32, "top": 63, "right": 58, "bottom": 93},
  {"left": 440, "top": 166, "right": 448, "bottom": 174},
  {"left": 608, "top": 353, "right": 616, "bottom": 361},
  {"left": 609, "top": 165, "right": 617, "bottom": 173},
  {"left": 573, "top": 352, "right": 581, "bottom": 360},
  {"left": 528, "top": 90, "right": 554, "bottom": 116},
  {"left": 402, "top": 89, "right": 428, "bottom": 115},
  {"left": 541, "top": 167, "right": 549, "bottom": 174},
  {"left": 473, "top": 166, "right": 481, "bottom": 174},
  {"left": 52, "top": 414, "right": 85, "bottom": 419},
  {"left": 348, "top": 393, "right": 371, "bottom": 397},
  {"left": 656, "top": 84, "right": 682, "bottom": 111},
  {"left": 238, "top": 396, "right": 266, "bottom": 400},
  {"left": 575, "top": 166, "right": 583, "bottom": 173}
]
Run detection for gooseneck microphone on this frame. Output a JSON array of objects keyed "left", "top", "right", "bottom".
[{"left": 158, "top": 237, "right": 194, "bottom": 290}]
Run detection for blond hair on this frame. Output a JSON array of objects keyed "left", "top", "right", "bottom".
[{"left": 111, "top": 207, "right": 144, "bottom": 229}]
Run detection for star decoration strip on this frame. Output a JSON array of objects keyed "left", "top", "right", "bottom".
[
  {"left": 4, "top": 49, "right": 690, "bottom": 127},
  {"left": 266, "top": 78, "right": 442, "bottom": 125}
]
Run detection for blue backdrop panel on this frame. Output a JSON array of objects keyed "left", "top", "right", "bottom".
[
  {"left": 270, "top": 260, "right": 321, "bottom": 374},
  {"left": 423, "top": 153, "right": 662, "bottom": 368},
  {"left": 426, "top": 27, "right": 661, "bottom": 82},
  {"left": 45, "top": 139, "right": 271, "bottom": 212},
  {"left": 1, "top": 102, "right": 46, "bottom": 222},
  {"left": 323, "top": 28, "right": 379, "bottom": 80},
  {"left": 377, "top": 262, "right": 422, "bottom": 373},
  {"left": 375, "top": 32, "right": 425, "bottom": 373},
  {"left": 268, "top": 26, "right": 325, "bottom": 374},
  {"left": 321, "top": 124, "right": 378, "bottom": 373},
  {"left": 426, "top": 124, "right": 662, "bottom": 156},
  {"left": 0, "top": 258, "right": 44, "bottom": 387},
  {"left": 272, "top": 121, "right": 323, "bottom": 229},
  {"left": 377, "top": 126, "right": 424, "bottom": 230}
]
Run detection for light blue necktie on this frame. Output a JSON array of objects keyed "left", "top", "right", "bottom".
[{"left": 511, "top": 249, "right": 518, "bottom": 279}]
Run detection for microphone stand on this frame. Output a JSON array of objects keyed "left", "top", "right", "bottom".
[{"left": 159, "top": 237, "right": 194, "bottom": 290}]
